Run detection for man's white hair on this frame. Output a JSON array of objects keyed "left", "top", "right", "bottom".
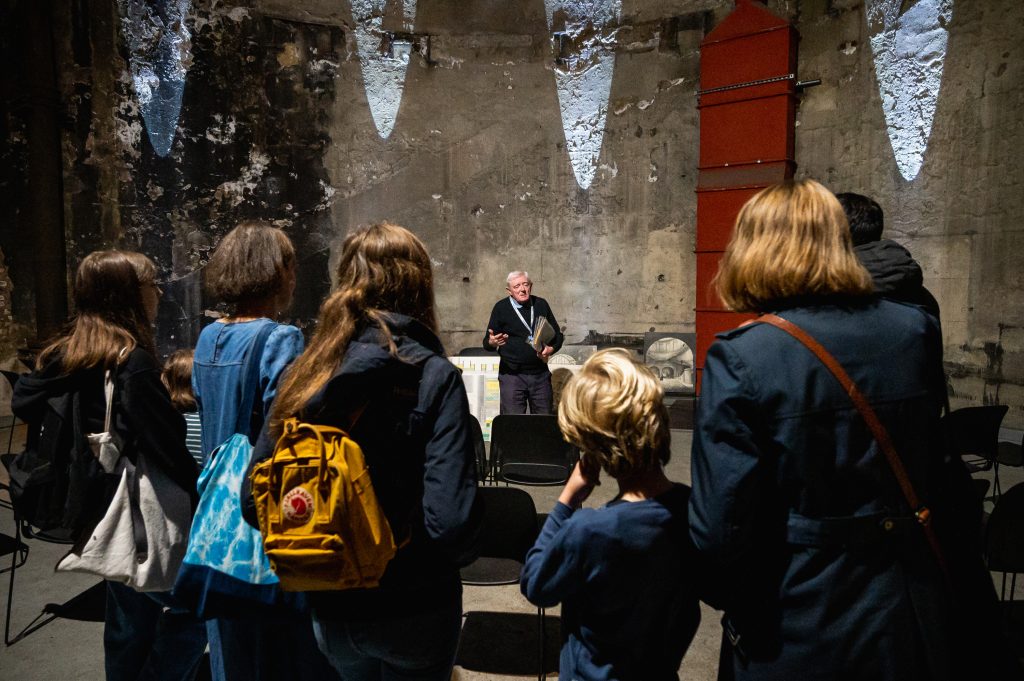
[{"left": 506, "top": 270, "right": 530, "bottom": 285}]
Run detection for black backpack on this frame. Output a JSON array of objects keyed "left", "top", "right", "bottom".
[{"left": 8, "top": 374, "right": 109, "bottom": 533}]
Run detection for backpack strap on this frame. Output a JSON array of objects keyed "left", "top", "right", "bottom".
[
  {"left": 758, "top": 313, "right": 952, "bottom": 589},
  {"left": 234, "top": 322, "right": 278, "bottom": 441}
]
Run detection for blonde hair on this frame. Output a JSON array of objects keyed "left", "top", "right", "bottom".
[
  {"left": 270, "top": 222, "right": 438, "bottom": 436},
  {"left": 714, "top": 179, "right": 873, "bottom": 312},
  {"left": 38, "top": 250, "right": 157, "bottom": 372},
  {"left": 558, "top": 348, "right": 670, "bottom": 479},
  {"left": 161, "top": 349, "right": 196, "bottom": 412}
]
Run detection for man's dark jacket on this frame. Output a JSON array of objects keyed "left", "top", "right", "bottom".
[{"left": 855, "top": 239, "right": 940, "bottom": 321}]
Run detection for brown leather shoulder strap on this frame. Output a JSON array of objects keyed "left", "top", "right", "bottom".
[{"left": 758, "top": 313, "right": 951, "bottom": 587}]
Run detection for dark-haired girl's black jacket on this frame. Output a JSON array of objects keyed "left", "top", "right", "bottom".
[
  {"left": 247, "top": 313, "right": 483, "bottom": 619},
  {"left": 13, "top": 348, "right": 198, "bottom": 534}
]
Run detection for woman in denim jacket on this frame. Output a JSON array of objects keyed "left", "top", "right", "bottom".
[{"left": 192, "top": 221, "right": 336, "bottom": 681}]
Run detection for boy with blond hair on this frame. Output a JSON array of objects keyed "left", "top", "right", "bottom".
[{"left": 521, "top": 348, "right": 701, "bottom": 681}]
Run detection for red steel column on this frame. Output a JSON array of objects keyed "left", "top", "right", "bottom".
[{"left": 695, "top": 0, "right": 799, "bottom": 391}]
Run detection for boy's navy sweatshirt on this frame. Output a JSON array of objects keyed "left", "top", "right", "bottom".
[{"left": 521, "top": 484, "right": 701, "bottom": 681}]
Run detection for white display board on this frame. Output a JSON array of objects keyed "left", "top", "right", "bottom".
[{"left": 449, "top": 356, "right": 501, "bottom": 441}]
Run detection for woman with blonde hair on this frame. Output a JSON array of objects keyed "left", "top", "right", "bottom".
[
  {"left": 13, "top": 250, "right": 204, "bottom": 680},
  {"left": 521, "top": 348, "right": 701, "bottom": 681},
  {"left": 246, "top": 222, "right": 481, "bottom": 681},
  {"left": 689, "top": 179, "right": 1017, "bottom": 680}
]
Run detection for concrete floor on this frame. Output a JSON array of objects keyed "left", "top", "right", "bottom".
[{"left": 1, "top": 429, "right": 1021, "bottom": 680}]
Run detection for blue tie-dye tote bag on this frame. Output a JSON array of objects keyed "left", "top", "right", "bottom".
[
  {"left": 174, "top": 432, "right": 281, "bottom": 617},
  {"left": 173, "top": 323, "right": 290, "bottom": 618}
]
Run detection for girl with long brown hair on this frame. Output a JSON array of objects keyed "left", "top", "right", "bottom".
[
  {"left": 14, "top": 249, "right": 205, "bottom": 680},
  {"left": 249, "top": 222, "right": 481, "bottom": 681}
]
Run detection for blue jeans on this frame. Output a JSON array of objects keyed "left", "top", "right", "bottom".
[
  {"left": 104, "top": 581, "right": 208, "bottom": 681},
  {"left": 207, "top": 612, "right": 340, "bottom": 681},
  {"left": 312, "top": 600, "right": 463, "bottom": 681},
  {"left": 499, "top": 372, "right": 553, "bottom": 415}
]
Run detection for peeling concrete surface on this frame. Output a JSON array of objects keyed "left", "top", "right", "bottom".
[
  {"left": 351, "top": 0, "right": 417, "bottom": 139},
  {"left": 546, "top": 0, "right": 622, "bottom": 189},
  {"left": 866, "top": 0, "right": 953, "bottom": 181},
  {"left": 119, "top": 0, "right": 193, "bottom": 157}
]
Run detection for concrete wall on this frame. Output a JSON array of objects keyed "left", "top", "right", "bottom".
[
  {"left": 793, "top": 0, "right": 1024, "bottom": 424},
  {"left": 1, "top": 0, "right": 1022, "bottom": 425}
]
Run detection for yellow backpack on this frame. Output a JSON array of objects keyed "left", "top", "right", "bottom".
[{"left": 250, "top": 417, "right": 397, "bottom": 592}]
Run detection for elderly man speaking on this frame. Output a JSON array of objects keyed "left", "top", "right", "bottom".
[{"left": 483, "top": 270, "right": 564, "bottom": 414}]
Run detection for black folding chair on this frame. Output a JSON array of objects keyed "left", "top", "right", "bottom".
[
  {"left": 460, "top": 486, "right": 549, "bottom": 680},
  {"left": 985, "top": 482, "right": 1024, "bottom": 610},
  {"left": 468, "top": 416, "right": 490, "bottom": 485},
  {"left": 490, "top": 414, "right": 577, "bottom": 487},
  {"left": 941, "top": 406, "right": 1008, "bottom": 496},
  {"left": 995, "top": 432, "right": 1024, "bottom": 500}
]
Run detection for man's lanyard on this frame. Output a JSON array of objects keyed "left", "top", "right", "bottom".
[{"left": 510, "top": 297, "right": 534, "bottom": 337}]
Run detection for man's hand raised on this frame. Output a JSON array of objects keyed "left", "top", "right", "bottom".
[{"left": 488, "top": 328, "right": 509, "bottom": 348}]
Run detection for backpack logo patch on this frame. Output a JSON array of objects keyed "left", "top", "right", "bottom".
[{"left": 282, "top": 487, "right": 314, "bottom": 523}]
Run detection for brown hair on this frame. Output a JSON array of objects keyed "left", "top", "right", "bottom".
[
  {"left": 270, "top": 222, "right": 439, "bottom": 434},
  {"left": 38, "top": 250, "right": 157, "bottom": 372},
  {"left": 714, "top": 179, "right": 874, "bottom": 313},
  {"left": 205, "top": 221, "right": 296, "bottom": 308},
  {"left": 161, "top": 349, "right": 197, "bottom": 412},
  {"left": 558, "top": 348, "right": 671, "bottom": 479}
]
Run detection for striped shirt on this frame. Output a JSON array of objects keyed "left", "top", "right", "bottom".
[{"left": 184, "top": 411, "right": 203, "bottom": 467}]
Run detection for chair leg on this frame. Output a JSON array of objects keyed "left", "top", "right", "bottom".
[
  {"left": 993, "top": 462, "right": 1002, "bottom": 499},
  {"left": 538, "top": 606, "right": 545, "bottom": 681},
  {"left": 4, "top": 521, "right": 57, "bottom": 646}
]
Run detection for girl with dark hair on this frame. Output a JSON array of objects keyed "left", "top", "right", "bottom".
[
  {"left": 13, "top": 250, "right": 205, "bottom": 680},
  {"left": 250, "top": 222, "right": 482, "bottom": 681}
]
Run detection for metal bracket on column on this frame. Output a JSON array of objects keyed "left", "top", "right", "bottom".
[{"left": 697, "top": 73, "right": 794, "bottom": 97}]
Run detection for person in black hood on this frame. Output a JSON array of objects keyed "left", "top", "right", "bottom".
[
  {"left": 251, "top": 222, "right": 482, "bottom": 681},
  {"left": 836, "top": 192, "right": 941, "bottom": 322},
  {"left": 13, "top": 250, "right": 205, "bottom": 681}
]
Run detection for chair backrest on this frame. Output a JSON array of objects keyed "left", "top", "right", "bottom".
[
  {"left": 468, "top": 415, "right": 487, "bottom": 482},
  {"left": 474, "top": 486, "right": 538, "bottom": 562},
  {"left": 490, "top": 414, "right": 576, "bottom": 484},
  {"left": 985, "top": 481, "right": 1024, "bottom": 573},
  {"left": 941, "top": 405, "right": 1009, "bottom": 461},
  {"left": 458, "top": 347, "right": 493, "bottom": 357}
]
